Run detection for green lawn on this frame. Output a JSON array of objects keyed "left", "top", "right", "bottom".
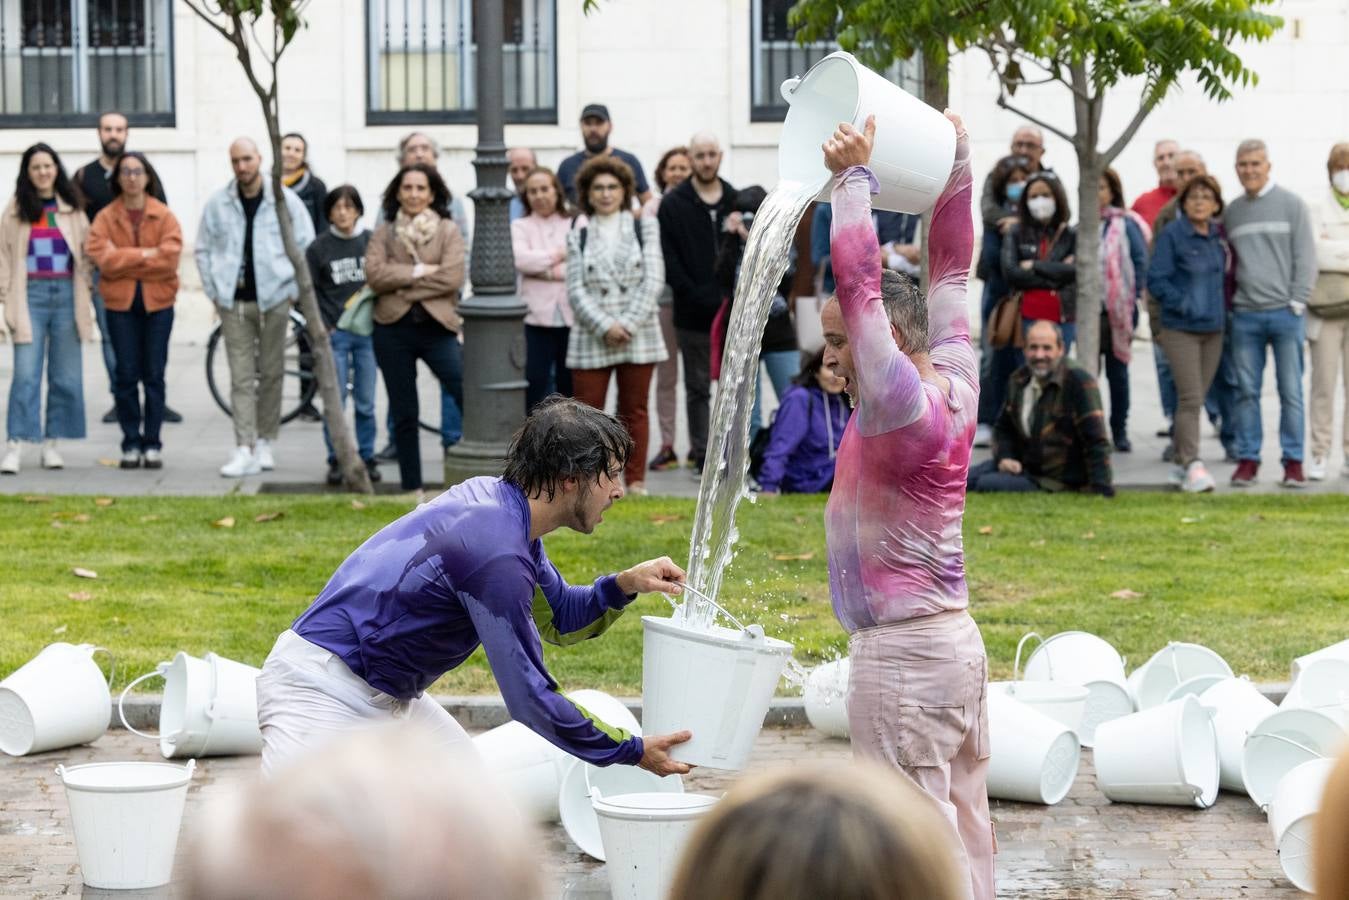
[{"left": 3, "top": 492, "right": 1346, "bottom": 694}]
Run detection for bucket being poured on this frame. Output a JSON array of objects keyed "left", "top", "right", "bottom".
[
  {"left": 118, "top": 651, "right": 263, "bottom": 757},
  {"left": 0, "top": 642, "right": 113, "bottom": 756},
  {"left": 57, "top": 760, "right": 196, "bottom": 889},
  {"left": 592, "top": 789, "right": 719, "bottom": 900},
  {"left": 1195, "top": 676, "right": 1278, "bottom": 793},
  {"left": 1019, "top": 631, "right": 1132, "bottom": 747},
  {"left": 642, "top": 615, "right": 793, "bottom": 769},
  {"left": 803, "top": 658, "right": 850, "bottom": 739},
  {"left": 1093, "top": 695, "right": 1220, "bottom": 808},
  {"left": 1241, "top": 707, "right": 1347, "bottom": 810},
  {"left": 986, "top": 689, "right": 1080, "bottom": 805},
  {"left": 1127, "top": 642, "right": 1233, "bottom": 711},
  {"left": 1267, "top": 757, "right": 1336, "bottom": 893},
  {"left": 778, "top": 51, "right": 956, "bottom": 214}
]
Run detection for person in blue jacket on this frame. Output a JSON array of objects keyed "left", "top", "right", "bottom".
[
  {"left": 254, "top": 397, "right": 693, "bottom": 777},
  {"left": 757, "top": 349, "right": 851, "bottom": 495}
]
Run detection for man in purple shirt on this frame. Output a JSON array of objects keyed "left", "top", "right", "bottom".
[{"left": 255, "top": 398, "right": 692, "bottom": 777}]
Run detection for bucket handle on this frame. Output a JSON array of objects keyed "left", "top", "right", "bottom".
[
  {"left": 678, "top": 583, "right": 751, "bottom": 636},
  {"left": 1012, "top": 632, "right": 1046, "bottom": 686},
  {"left": 117, "top": 664, "right": 169, "bottom": 742},
  {"left": 1246, "top": 732, "right": 1328, "bottom": 758},
  {"left": 88, "top": 646, "right": 116, "bottom": 689}
]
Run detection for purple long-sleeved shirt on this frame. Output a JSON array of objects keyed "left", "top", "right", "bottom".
[
  {"left": 292, "top": 476, "right": 644, "bottom": 766},
  {"left": 757, "top": 384, "right": 850, "bottom": 494},
  {"left": 824, "top": 128, "right": 978, "bottom": 632}
]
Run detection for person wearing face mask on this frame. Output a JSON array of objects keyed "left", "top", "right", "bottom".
[
  {"left": 1095, "top": 168, "right": 1151, "bottom": 453},
  {"left": 1001, "top": 172, "right": 1078, "bottom": 350},
  {"left": 1306, "top": 143, "right": 1349, "bottom": 481},
  {"left": 968, "top": 320, "right": 1113, "bottom": 494}
]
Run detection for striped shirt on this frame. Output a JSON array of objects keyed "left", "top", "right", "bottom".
[{"left": 26, "top": 199, "right": 72, "bottom": 279}]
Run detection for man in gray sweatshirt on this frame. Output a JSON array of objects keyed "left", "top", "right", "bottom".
[{"left": 1223, "top": 139, "right": 1316, "bottom": 488}]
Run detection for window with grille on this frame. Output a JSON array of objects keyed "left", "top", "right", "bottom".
[
  {"left": 0, "top": 0, "right": 174, "bottom": 127},
  {"left": 366, "top": 0, "right": 556, "bottom": 125},
  {"left": 750, "top": 0, "right": 921, "bottom": 123}
]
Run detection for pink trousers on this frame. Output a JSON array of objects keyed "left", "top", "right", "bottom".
[{"left": 848, "top": 609, "right": 995, "bottom": 900}]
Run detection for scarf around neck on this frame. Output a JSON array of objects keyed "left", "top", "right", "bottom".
[
  {"left": 393, "top": 208, "right": 441, "bottom": 262},
  {"left": 1100, "top": 207, "right": 1151, "bottom": 364}
]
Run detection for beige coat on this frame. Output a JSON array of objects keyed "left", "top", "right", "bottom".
[
  {"left": 364, "top": 217, "right": 465, "bottom": 333},
  {"left": 0, "top": 196, "right": 94, "bottom": 344}
]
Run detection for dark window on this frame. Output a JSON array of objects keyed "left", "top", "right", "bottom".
[
  {"left": 366, "top": 0, "right": 556, "bottom": 126},
  {"left": 2, "top": 0, "right": 175, "bottom": 127},
  {"left": 750, "top": 0, "right": 921, "bottom": 123}
]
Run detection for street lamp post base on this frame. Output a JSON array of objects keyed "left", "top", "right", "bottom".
[{"left": 443, "top": 439, "right": 511, "bottom": 485}]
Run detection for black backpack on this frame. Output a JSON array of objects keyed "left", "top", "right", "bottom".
[{"left": 574, "top": 215, "right": 644, "bottom": 253}]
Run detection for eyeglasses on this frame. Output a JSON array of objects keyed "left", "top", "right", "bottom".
[
  {"left": 120, "top": 169, "right": 146, "bottom": 178},
  {"left": 590, "top": 183, "right": 622, "bottom": 193},
  {"left": 1012, "top": 141, "right": 1042, "bottom": 152}
]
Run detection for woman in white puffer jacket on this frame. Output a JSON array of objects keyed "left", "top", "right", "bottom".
[{"left": 1308, "top": 143, "right": 1349, "bottom": 481}]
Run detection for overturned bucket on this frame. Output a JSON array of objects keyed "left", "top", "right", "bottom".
[
  {"left": 118, "top": 651, "right": 262, "bottom": 758},
  {"left": 1021, "top": 631, "right": 1132, "bottom": 748},
  {"left": 1291, "top": 638, "right": 1349, "bottom": 680},
  {"left": 1280, "top": 656, "right": 1349, "bottom": 716},
  {"left": 0, "top": 642, "right": 113, "bottom": 756},
  {"left": 1128, "top": 642, "right": 1233, "bottom": 711},
  {"left": 593, "top": 789, "right": 719, "bottom": 900},
  {"left": 1093, "top": 695, "right": 1220, "bottom": 808},
  {"left": 58, "top": 760, "right": 196, "bottom": 889},
  {"left": 986, "top": 689, "right": 1080, "bottom": 805},
  {"left": 1268, "top": 758, "right": 1335, "bottom": 893},
  {"left": 803, "top": 658, "right": 850, "bottom": 739},
  {"left": 1196, "top": 676, "right": 1278, "bottom": 793},
  {"left": 1241, "top": 707, "right": 1347, "bottom": 810}
]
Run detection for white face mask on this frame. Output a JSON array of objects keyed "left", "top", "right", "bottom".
[
  {"left": 1027, "top": 196, "right": 1057, "bottom": 223},
  {"left": 1333, "top": 170, "right": 1349, "bottom": 195}
]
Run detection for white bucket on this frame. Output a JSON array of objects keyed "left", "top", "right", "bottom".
[
  {"left": 778, "top": 50, "right": 956, "bottom": 214},
  {"left": 1128, "top": 642, "right": 1233, "bottom": 711},
  {"left": 592, "top": 790, "right": 718, "bottom": 900},
  {"left": 1196, "top": 677, "right": 1278, "bottom": 793},
  {"left": 803, "top": 658, "right": 850, "bottom": 739},
  {"left": 473, "top": 721, "right": 572, "bottom": 822},
  {"left": 989, "top": 681, "right": 1089, "bottom": 738},
  {"left": 1280, "top": 656, "right": 1349, "bottom": 715},
  {"left": 641, "top": 616, "right": 793, "bottom": 769},
  {"left": 1241, "top": 707, "right": 1348, "bottom": 810},
  {"left": 1268, "top": 758, "right": 1336, "bottom": 893},
  {"left": 1093, "top": 695, "right": 1220, "bottom": 808},
  {"left": 0, "top": 642, "right": 113, "bottom": 756},
  {"left": 986, "top": 689, "right": 1080, "bottom": 805},
  {"left": 1291, "top": 638, "right": 1349, "bottom": 680},
  {"left": 559, "top": 758, "right": 685, "bottom": 861},
  {"left": 57, "top": 760, "right": 196, "bottom": 889},
  {"left": 1163, "top": 673, "right": 1227, "bottom": 704},
  {"left": 1020, "top": 631, "right": 1132, "bottom": 748},
  {"left": 118, "top": 651, "right": 263, "bottom": 757}
]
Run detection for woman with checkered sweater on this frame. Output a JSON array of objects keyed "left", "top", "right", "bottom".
[{"left": 565, "top": 156, "right": 666, "bottom": 494}]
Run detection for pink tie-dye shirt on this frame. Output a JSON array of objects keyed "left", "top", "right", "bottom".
[{"left": 824, "top": 129, "right": 977, "bottom": 632}]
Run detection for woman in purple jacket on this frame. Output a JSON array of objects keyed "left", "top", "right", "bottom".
[{"left": 757, "top": 349, "right": 850, "bottom": 495}]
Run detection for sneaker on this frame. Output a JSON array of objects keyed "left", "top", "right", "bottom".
[
  {"left": 297, "top": 403, "right": 322, "bottom": 423},
  {"left": 1167, "top": 465, "right": 1185, "bottom": 487},
  {"left": 40, "top": 440, "right": 63, "bottom": 469},
  {"left": 143, "top": 448, "right": 163, "bottom": 469},
  {"left": 1230, "top": 459, "right": 1259, "bottom": 487},
  {"left": 627, "top": 481, "right": 647, "bottom": 497},
  {"left": 648, "top": 446, "right": 679, "bottom": 470},
  {"left": 1113, "top": 435, "right": 1133, "bottom": 453},
  {"left": 1307, "top": 456, "right": 1327, "bottom": 481},
  {"left": 120, "top": 449, "right": 142, "bottom": 469},
  {"left": 1155, "top": 426, "right": 1173, "bottom": 438},
  {"left": 375, "top": 442, "right": 398, "bottom": 462},
  {"left": 1183, "top": 460, "right": 1216, "bottom": 493},
  {"left": 687, "top": 454, "right": 704, "bottom": 473},
  {"left": 973, "top": 424, "right": 992, "bottom": 448},
  {"left": 1, "top": 440, "right": 20, "bottom": 475},
  {"left": 326, "top": 460, "right": 342, "bottom": 486},
  {"left": 163, "top": 406, "right": 183, "bottom": 424},
  {"left": 365, "top": 458, "right": 382, "bottom": 483},
  {"left": 254, "top": 439, "right": 275, "bottom": 471},
  {"left": 1281, "top": 460, "right": 1306, "bottom": 489},
  {"left": 220, "top": 446, "right": 261, "bottom": 478},
  {"left": 101, "top": 406, "right": 118, "bottom": 424}
]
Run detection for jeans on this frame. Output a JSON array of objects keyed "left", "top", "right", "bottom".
[
  {"left": 749, "top": 349, "right": 801, "bottom": 440},
  {"left": 977, "top": 280, "right": 1023, "bottom": 426},
  {"left": 322, "top": 328, "right": 377, "bottom": 463},
  {"left": 966, "top": 458, "right": 1039, "bottom": 492},
  {"left": 373, "top": 313, "right": 464, "bottom": 490},
  {"left": 1098, "top": 311, "right": 1132, "bottom": 441},
  {"left": 572, "top": 363, "right": 656, "bottom": 487},
  {"left": 8, "top": 278, "right": 85, "bottom": 442},
  {"left": 384, "top": 386, "right": 462, "bottom": 449},
  {"left": 1204, "top": 326, "right": 1239, "bottom": 455},
  {"left": 1153, "top": 338, "right": 1178, "bottom": 422},
  {"left": 676, "top": 327, "right": 712, "bottom": 459},
  {"left": 91, "top": 271, "right": 117, "bottom": 394},
  {"left": 220, "top": 301, "right": 289, "bottom": 446},
  {"left": 105, "top": 291, "right": 174, "bottom": 452},
  {"left": 1231, "top": 307, "right": 1305, "bottom": 463},
  {"left": 524, "top": 324, "right": 573, "bottom": 414}
]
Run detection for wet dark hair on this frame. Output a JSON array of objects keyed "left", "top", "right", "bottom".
[
  {"left": 323, "top": 184, "right": 365, "bottom": 219},
  {"left": 793, "top": 348, "right": 829, "bottom": 387},
  {"left": 109, "top": 151, "right": 164, "bottom": 201},
  {"left": 1016, "top": 171, "right": 1071, "bottom": 232},
  {"left": 382, "top": 164, "right": 453, "bottom": 222},
  {"left": 990, "top": 154, "right": 1033, "bottom": 207},
  {"left": 503, "top": 397, "right": 633, "bottom": 501},
  {"left": 1100, "top": 167, "right": 1126, "bottom": 210},
  {"left": 15, "top": 143, "right": 81, "bottom": 223}
]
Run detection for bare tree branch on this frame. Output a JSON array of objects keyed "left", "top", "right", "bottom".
[
  {"left": 993, "top": 93, "right": 1075, "bottom": 146},
  {"left": 1102, "top": 94, "right": 1161, "bottom": 165},
  {"left": 180, "top": 0, "right": 233, "bottom": 40}
]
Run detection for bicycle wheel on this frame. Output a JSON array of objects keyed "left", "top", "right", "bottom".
[{"left": 205, "top": 308, "right": 318, "bottom": 423}]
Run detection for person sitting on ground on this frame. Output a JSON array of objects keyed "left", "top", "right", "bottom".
[
  {"left": 187, "top": 723, "right": 541, "bottom": 900},
  {"left": 756, "top": 349, "right": 849, "bottom": 496},
  {"left": 968, "top": 319, "right": 1114, "bottom": 495},
  {"left": 666, "top": 762, "right": 963, "bottom": 900}
]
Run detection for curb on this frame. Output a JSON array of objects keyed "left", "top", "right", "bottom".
[{"left": 110, "top": 685, "right": 1291, "bottom": 733}]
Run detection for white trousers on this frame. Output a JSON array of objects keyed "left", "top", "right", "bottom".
[{"left": 255, "top": 629, "right": 474, "bottom": 778}]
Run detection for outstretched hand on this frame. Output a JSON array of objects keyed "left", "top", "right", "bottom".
[
  {"left": 823, "top": 115, "right": 876, "bottom": 175},
  {"left": 639, "top": 730, "right": 694, "bottom": 776},
  {"left": 616, "top": 556, "right": 687, "bottom": 596}
]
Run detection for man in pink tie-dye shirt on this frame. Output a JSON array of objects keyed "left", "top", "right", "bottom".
[{"left": 820, "top": 113, "right": 994, "bottom": 900}]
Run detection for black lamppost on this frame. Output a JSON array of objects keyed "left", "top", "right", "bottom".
[{"left": 443, "top": 0, "right": 529, "bottom": 484}]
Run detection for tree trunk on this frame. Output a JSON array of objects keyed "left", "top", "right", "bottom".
[
  {"left": 1074, "top": 156, "right": 1105, "bottom": 376},
  {"left": 919, "top": 46, "right": 950, "bottom": 293}
]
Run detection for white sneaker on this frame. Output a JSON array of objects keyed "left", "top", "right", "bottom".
[
  {"left": 0, "top": 440, "right": 20, "bottom": 475},
  {"left": 1307, "top": 456, "right": 1326, "bottom": 481},
  {"left": 973, "top": 423, "right": 993, "bottom": 448},
  {"left": 1167, "top": 464, "right": 1185, "bottom": 487},
  {"left": 40, "top": 440, "right": 63, "bottom": 469},
  {"left": 120, "top": 449, "right": 142, "bottom": 469},
  {"left": 1182, "top": 460, "right": 1216, "bottom": 493},
  {"left": 143, "top": 448, "right": 163, "bottom": 469},
  {"left": 220, "top": 446, "right": 261, "bottom": 477},
  {"left": 254, "top": 439, "right": 275, "bottom": 471}
]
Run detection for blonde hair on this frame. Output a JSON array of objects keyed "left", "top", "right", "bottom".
[
  {"left": 1315, "top": 748, "right": 1349, "bottom": 898},
  {"left": 667, "top": 762, "right": 964, "bottom": 900}
]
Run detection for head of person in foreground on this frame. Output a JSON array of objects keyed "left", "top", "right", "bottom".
[
  {"left": 186, "top": 723, "right": 540, "bottom": 900},
  {"left": 666, "top": 761, "right": 964, "bottom": 900},
  {"left": 821, "top": 266, "right": 928, "bottom": 401}
]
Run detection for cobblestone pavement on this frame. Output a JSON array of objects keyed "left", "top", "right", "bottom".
[{"left": 0, "top": 727, "right": 1300, "bottom": 899}]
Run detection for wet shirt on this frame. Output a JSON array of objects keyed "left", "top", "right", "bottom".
[
  {"left": 824, "top": 136, "right": 978, "bottom": 632},
  {"left": 292, "top": 476, "right": 644, "bottom": 766}
]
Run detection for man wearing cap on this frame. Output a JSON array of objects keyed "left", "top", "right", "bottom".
[{"left": 557, "top": 104, "right": 652, "bottom": 207}]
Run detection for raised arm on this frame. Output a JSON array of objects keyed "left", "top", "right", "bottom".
[{"left": 925, "top": 114, "right": 974, "bottom": 348}]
